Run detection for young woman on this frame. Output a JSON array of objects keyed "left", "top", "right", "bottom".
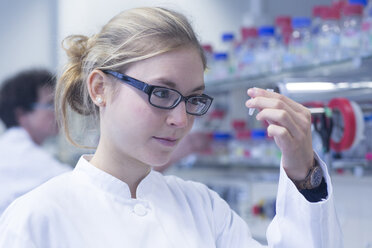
[{"left": 0, "top": 7, "right": 342, "bottom": 247}]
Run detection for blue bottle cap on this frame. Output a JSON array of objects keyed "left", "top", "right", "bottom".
[
  {"left": 213, "top": 132, "right": 232, "bottom": 141},
  {"left": 214, "top": 52, "right": 228, "bottom": 60},
  {"left": 292, "top": 17, "right": 312, "bottom": 28},
  {"left": 349, "top": 0, "right": 367, "bottom": 6},
  {"left": 364, "top": 114, "right": 372, "bottom": 122},
  {"left": 222, "top": 33, "right": 235, "bottom": 42},
  {"left": 258, "top": 26, "right": 275, "bottom": 36},
  {"left": 251, "top": 129, "right": 267, "bottom": 139}
]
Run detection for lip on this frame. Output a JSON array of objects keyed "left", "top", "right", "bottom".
[{"left": 153, "top": 136, "right": 178, "bottom": 147}]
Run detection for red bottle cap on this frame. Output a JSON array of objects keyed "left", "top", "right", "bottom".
[
  {"left": 275, "top": 16, "right": 292, "bottom": 28},
  {"left": 236, "top": 130, "right": 251, "bottom": 140},
  {"left": 322, "top": 6, "right": 341, "bottom": 20},
  {"left": 241, "top": 27, "right": 258, "bottom": 41},
  {"left": 232, "top": 120, "right": 246, "bottom": 130},
  {"left": 202, "top": 44, "right": 213, "bottom": 53},
  {"left": 343, "top": 4, "right": 363, "bottom": 16},
  {"left": 312, "top": 5, "right": 328, "bottom": 18},
  {"left": 332, "top": 1, "right": 348, "bottom": 14},
  {"left": 209, "top": 109, "right": 225, "bottom": 119}
]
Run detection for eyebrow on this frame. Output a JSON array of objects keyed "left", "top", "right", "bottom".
[{"left": 155, "top": 79, "right": 205, "bottom": 93}]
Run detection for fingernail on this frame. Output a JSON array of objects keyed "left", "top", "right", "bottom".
[{"left": 247, "top": 88, "right": 255, "bottom": 96}]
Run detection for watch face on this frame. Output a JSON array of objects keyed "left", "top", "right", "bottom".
[{"left": 310, "top": 166, "right": 323, "bottom": 188}]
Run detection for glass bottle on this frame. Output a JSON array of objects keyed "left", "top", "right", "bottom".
[
  {"left": 316, "top": 6, "right": 342, "bottom": 63},
  {"left": 340, "top": 1, "right": 364, "bottom": 60},
  {"left": 289, "top": 17, "right": 313, "bottom": 67}
]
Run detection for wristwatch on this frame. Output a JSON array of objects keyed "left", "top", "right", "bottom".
[{"left": 293, "top": 158, "right": 323, "bottom": 190}]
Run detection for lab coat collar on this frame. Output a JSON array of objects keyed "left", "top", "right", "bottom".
[
  {"left": 73, "top": 155, "right": 155, "bottom": 200},
  {"left": 4, "top": 127, "right": 32, "bottom": 142}
]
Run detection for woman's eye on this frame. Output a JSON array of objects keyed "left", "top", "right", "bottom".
[
  {"left": 190, "top": 97, "right": 206, "bottom": 105},
  {"left": 190, "top": 98, "right": 200, "bottom": 105},
  {"left": 153, "top": 89, "right": 170, "bottom": 98}
]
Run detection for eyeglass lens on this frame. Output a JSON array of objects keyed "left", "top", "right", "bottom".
[
  {"left": 151, "top": 88, "right": 180, "bottom": 108},
  {"left": 150, "top": 88, "right": 210, "bottom": 114},
  {"left": 186, "top": 96, "right": 209, "bottom": 114}
]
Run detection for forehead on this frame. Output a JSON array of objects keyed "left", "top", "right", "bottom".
[{"left": 124, "top": 47, "right": 205, "bottom": 92}]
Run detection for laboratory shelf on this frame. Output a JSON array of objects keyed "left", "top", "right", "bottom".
[{"left": 205, "top": 55, "right": 372, "bottom": 94}]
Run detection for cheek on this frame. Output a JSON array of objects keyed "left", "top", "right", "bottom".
[
  {"left": 127, "top": 96, "right": 159, "bottom": 126},
  {"left": 131, "top": 101, "right": 151, "bottom": 117},
  {"left": 108, "top": 93, "right": 158, "bottom": 136},
  {"left": 31, "top": 112, "right": 52, "bottom": 124},
  {"left": 41, "top": 112, "right": 56, "bottom": 125},
  {"left": 186, "top": 116, "right": 195, "bottom": 132}
]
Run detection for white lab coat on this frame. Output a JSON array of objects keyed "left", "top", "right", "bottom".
[
  {"left": 0, "top": 127, "right": 71, "bottom": 215},
  {"left": 0, "top": 154, "right": 343, "bottom": 247}
]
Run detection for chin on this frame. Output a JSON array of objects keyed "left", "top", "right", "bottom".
[
  {"left": 150, "top": 158, "right": 171, "bottom": 167},
  {"left": 147, "top": 152, "right": 172, "bottom": 167}
]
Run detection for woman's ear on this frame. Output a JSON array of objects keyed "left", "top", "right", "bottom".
[{"left": 87, "top": 69, "right": 108, "bottom": 107}]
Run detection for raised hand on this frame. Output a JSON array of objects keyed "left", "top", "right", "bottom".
[{"left": 246, "top": 87, "right": 314, "bottom": 181}]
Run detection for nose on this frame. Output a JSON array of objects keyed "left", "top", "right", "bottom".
[{"left": 166, "top": 101, "right": 189, "bottom": 128}]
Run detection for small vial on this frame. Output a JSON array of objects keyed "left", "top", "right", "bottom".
[
  {"left": 248, "top": 107, "right": 255, "bottom": 116},
  {"left": 248, "top": 88, "right": 274, "bottom": 116}
]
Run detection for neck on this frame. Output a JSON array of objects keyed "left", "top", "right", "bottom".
[{"left": 90, "top": 138, "right": 151, "bottom": 199}]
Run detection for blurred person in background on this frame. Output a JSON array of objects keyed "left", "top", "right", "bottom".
[{"left": 0, "top": 69, "right": 71, "bottom": 215}]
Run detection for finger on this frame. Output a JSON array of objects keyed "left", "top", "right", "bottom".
[
  {"left": 247, "top": 87, "right": 307, "bottom": 114},
  {"left": 256, "top": 108, "right": 300, "bottom": 138},
  {"left": 246, "top": 93, "right": 311, "bottom": 132},
  {"left": 267, "top": 124, "right": 294, "bottom": 153},
  {"left": 246, "top": 94, "right": 295, "bottom": 115},
  {"left": 253, "top": 104, "right": 311, "bottom": 147}
]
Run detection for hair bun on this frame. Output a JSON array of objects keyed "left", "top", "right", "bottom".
[{"left": 62, "top": 35, "right": 89, "bottom": 63}]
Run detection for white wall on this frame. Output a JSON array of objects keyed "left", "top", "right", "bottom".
[
  {"left": 0, "top": 0, "right": 333, "bottom": 84},
  {"left": 0, "top": 0, "right": 58, "bottom": 83},
  {"left": 266, "top": 0, "right": 333, "bottom": 18},
  {"left": 57, "top": 0, "right": 252, "bottom": 63}
]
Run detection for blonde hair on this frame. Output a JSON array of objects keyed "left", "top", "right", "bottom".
[{"left": 56, "top": 7, "right": 206, "bottom": 147}]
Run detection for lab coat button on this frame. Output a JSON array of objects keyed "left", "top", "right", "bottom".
[{"left": 133, "top": 204, "right": 147, "bottom": 216}]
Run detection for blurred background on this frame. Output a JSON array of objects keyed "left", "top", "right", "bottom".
[{"left": 1, "top": 0, "right": 372, "bottom": 246}]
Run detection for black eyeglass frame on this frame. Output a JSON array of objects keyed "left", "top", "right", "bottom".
[{"left": 102, "top": 70, "right": 213, "bottom": 116}]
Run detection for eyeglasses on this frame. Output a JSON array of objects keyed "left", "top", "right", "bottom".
[
  {"left": 102, "top": 70, "right": 213, "bottom": 116},
  {"left": 31, "top": 102, "right": 54, "bottom": 111}
]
